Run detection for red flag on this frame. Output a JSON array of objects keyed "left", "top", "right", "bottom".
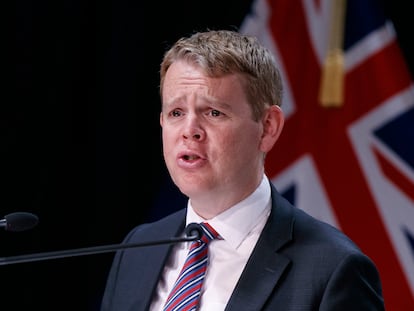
[{"left": 241, "top": 0, "right": 414, "bottom": 309}]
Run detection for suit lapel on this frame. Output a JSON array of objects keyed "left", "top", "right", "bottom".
[
  {"left": 128, "top": 211, "right": 187, "bottom": 310},
  {"left": 139, "top": 243, "right": 176, "bottom": 310},
  {"left": 225, "top": 184, "right": 295, "bottom": 311}
]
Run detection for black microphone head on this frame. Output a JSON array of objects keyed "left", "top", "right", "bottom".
[
  {"left": 185, "top": 223, "right": 203, "bottom": 240},
  {"left": 4, "top": 212, "right": 39, "bottom": 232}
]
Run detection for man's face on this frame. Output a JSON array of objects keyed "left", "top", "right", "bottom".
[{"left": 160, "top": 60, "right": 281, "bottom": 214}]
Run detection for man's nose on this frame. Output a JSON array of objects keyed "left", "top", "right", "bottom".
[{"left": 182, "top": 117, "right": 205, "bottom": 141}]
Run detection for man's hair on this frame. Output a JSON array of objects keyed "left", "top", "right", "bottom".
[{"left": 160, "top": 30, "right": 283, "bottom": 121}]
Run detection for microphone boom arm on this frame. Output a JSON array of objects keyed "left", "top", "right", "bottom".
[{"left": 0, "top": 235, "right": 198, "bottom": 266}]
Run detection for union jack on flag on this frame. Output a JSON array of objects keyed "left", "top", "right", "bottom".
[{"left": 241, "top": 0, "right": 414, "bottom": 309}]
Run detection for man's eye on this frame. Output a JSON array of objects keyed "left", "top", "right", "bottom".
[
  {"left": 171, "top": 110, "right": 182, "bottom": 117},
  {"left": 210, "top": 110, "right": 221, "bottom": 117}
]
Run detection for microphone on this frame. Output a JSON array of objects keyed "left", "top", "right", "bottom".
[
  {"left": 0, "top": 222, "right": 203, "bottom": 266},
  {"left": 0, "top": 212, "right": 39, "bottom": 232},
  {"left": 184, "top": 222, "right": 203, "bottom": 240}
]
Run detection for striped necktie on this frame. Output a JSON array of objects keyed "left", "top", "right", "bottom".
[{"left": 163, "top": 222, "right": 219, "bottom": 311}]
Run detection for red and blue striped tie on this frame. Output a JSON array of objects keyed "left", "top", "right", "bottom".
[{"left": 163, "top": 222, "right": 219, "bottom": 311}]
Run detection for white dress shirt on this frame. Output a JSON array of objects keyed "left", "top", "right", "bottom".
[{"left": 150, "top": 175, "right": 272, "bottom": 311}]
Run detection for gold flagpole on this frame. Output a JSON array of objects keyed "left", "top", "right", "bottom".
[{"left": 319, "top": 0, "right": 347, "bottom": 107}]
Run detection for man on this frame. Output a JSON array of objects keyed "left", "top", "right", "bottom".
[{"left": 100, "top": 30, "right": 385, "bottom": 310}]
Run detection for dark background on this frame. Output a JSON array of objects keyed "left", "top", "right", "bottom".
[{"left": 4, "top": 0, "right": 413, "bottom": 309}]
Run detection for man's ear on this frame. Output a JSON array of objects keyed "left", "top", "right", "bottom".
[{"left": 260, "top": 105, "right": 284, "bottom": 153}]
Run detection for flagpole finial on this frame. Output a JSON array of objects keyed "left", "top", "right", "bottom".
[{"left": 319, "top": 0, "right": 347, "bottom": 108}]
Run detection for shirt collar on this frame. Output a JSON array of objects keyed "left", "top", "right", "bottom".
[{"left": 186, "top": 174, "right": 271, "bottom": 249}]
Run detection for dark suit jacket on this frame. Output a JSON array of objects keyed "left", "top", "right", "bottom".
[{"left": 100, "top": 183, "right": 385, "bottom": 310}]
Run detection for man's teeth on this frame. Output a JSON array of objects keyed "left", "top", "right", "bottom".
[{"left": 184, "top": 155, "right": 198, "bottom": 160}]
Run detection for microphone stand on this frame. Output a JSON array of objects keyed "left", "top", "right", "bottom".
[{"left": 0, "top": 234, "right": 199, "bottom": 266}]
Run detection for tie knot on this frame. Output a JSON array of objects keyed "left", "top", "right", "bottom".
[{"left": 199, "top": 222, "right": 220, "bottom": 244}]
